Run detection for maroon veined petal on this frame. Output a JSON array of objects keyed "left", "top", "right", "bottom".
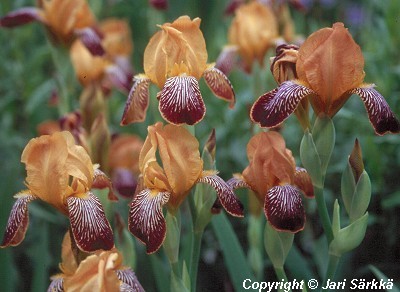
[
  {"left": 75, "top": 27, "right": 105, "bottom": 56},
  {"left": 158, "top": 75, "right": 206, "bottom": 125},
  {"left": 67, "top": 192, "right": 114, "bottom": 252},
  {"left": 227, "top": 177, "right": 251, "bottom": 190},
  {"left": 203, "top": 67, "right": 235, "bottom": 108},
  {"left": 1, "top": 191, "right": 36, "bottom": 247},
  {"left": 47, "top": 276, "right": 64, "bottom": 292},
  {"left": 350, "top": 85, "right": 400, "bottom": 135},
  {"left": 105, "top": 65, "right": 131, "bottom": 94},
  {"left": 116, "top": 268, "right": 145, "bottom": 292},
  {"left": 197, "top": 174, "right": 244, "bottom": 217},
  {"left": 0, "top": 7, "right": 42, "bottom": 28},
  {"left": 93, "top": 168, "right": 118, "bottom": 201},
  {"left": 265, "top": 185, "right": 305, "bottom": 233},
  {"left": 294, "top": 167, "right": 314, "bottom": 198},
  {"left": 250, "top": 80, "right": 313, "bottom": 128},
  {"left": 215, "top": 45, "right": 239, "bottom": 76},
  {"left": 128, "top": 189, "right": 170, "bottom": 254},
  {"left": 120, "top": 75, "right": 151, "bottom": 125}
]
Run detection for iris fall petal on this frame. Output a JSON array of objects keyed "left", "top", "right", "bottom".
[
  {"left": 0, "top": 7, "right": 43, "bottom": 28},
  {"left": 265, "top": 185, "right": 305, "bottom": 232},
  {"left": 203, "top": 66, "right": 235, "bottom": 108},
  {"left": 158, "top": 75, "right": 205, "bottom": 125},
  {"left": 251, "top": 80, "right": 313, "bottom": 128},
  {"left": 67, "top": 192, "right": 114, "bottom": 252},
  {"left": 198, "top": 173, "right": 244, "bottom": 217},
  {"left": 1, "top": 192, "right": 36, "bottom": 247},
  {"left": 121, "top": 75, "right": 151, "bottom": 125},
  {"left": 350, "top": 85, "right": 400, "bottom": 135},
  {"left": 128, "top": 189, "right": 170, "bottom": 254}
]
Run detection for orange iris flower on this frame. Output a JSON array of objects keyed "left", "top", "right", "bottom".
[
  {"left": 128, "top": 123, "right": 243, "bottom": 253},
  {"left": 251, "top": 22, "right": 400, "bottom": 135},
  {"left": 229, "top": 131, "right": 313, "bottom": 232},
  {"left": 1, "top": 131, "right": 116, "bottom": 252},
  {"left": 227, "top": 1, "right": 278, "bottom": 72},
  {"left": 121, "top": 16, "right": 235, "bottom": 126},
  {"left": 0, "top": 0, "right": 104, "bottom": 56},
  {"left": 48, "top": 232, "right": 144, "bottom": 292},
  {"left": 70, "top": 18, "right": 134, "bottom": 91}
]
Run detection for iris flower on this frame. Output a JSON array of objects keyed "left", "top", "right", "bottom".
[
  {"left": 251, "top": 22, "right": 399, "bottom": 135},
  {"left": 1, "top": 131, "right": 116, "bottom": 252},
  {"left": 226, "top": 1, "right": 278, "bottom": 73},
  {"left": 228, "top": 131, "right": 313, "bottom": 232},
  {"left": 128, "top": 123, "right": 243, "bottom": 253},
  {"left": 121, "top": 16, "right": 235, "bottom": 126},
  {"left": 70, "top": 18, "right": 134, "bottom": 92},
  {"left": 0, "top": 0, "right": 104, "bottom": 56},
  {"left": 48, "top": 232, "right": 144, "bottom": 292}
]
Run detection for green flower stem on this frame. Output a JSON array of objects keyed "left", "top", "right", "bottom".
[
  {"left": 189, "top": 229, "right": 204, "bottom": 291},
  {"left": 274, "top": 266, "right": 292, "bottom": 292},
  {"left": 48, "top": 43, "right": 73, "bottom": 116},
  {"left": 314, "top": 184, "right": 334, "bottom": 244},
  {"left": 320, "top": 254, "right": 340, "bottom": 292}
]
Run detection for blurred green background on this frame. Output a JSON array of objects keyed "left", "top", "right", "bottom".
[{"left": 0, "top": 0, "right": 399, "bottom": 291}]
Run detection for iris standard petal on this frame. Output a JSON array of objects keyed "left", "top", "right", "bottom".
[
  {"left": 158, "top": 75, "right": 205, "bottom": 125},
  {"left": 203, "top": 66, "right": 235, "bottom": 108},
  {"left": 265, "top": 185, "right": 305, "bottom": 233},
  {"left": 121, "top": 75, "right": 151, "bottom": 125},
  {"left": 349, "top": 85, "right": 400, "bottom": 135},
  {"left": 67, "top": 192, "right": 114, "bottom": 252},
  {"left": 1, "top": 191, "right": 36, "bottom": 247},
  {"left": 251, "top": 80, "right": 313, "bottom": 128},
  {"left": 128, "top": 189, "right": 170, "bottom": 254},
  {"left": 198, "top": 173, "right": 244, "bottom": 217}
]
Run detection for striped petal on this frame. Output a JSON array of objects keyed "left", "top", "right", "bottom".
[
  {"left": 294, "top": 167, "right": 314, "bottom": 198},
  {"left": 47, "top": 276, "right": 64, "bottom": 292},
  {"left": 128, "top": 189, "right": 170, "bottom": 254},
  {"left": 265, "top": 185, "right": 305, "bottom": 233},
  {"left": 350, "top": 85, "right": 400, "bottom": 135},
  {"left": 158, "top": 75, "right": 205, "bottom": 125},
  {"left": 251, "top": 81, "right": 313, "bottom": 128},
  {"left": 67, "top": 192, "right": 114, "bottom": 252},
  {"left": 116, "top": 268, "right": 145, "bottom": 292},
  {"left": 198, "top": 174, "right": 244, "bottom": 217},
  {"left": 0, "top": 7, "right": 42, "bottom": 28},
  {"left": 1, "top": 191, "right": 36, "bottom": 247},
  {"left": 203, "top": 66, "right": 235, "bottom": 108},
  {"left": 75, "top": 27, "right": 105, "bottom": 56},
  {"left": 227, "top": 176, "right": 251, "bottom": 190},
  {"left": 121, "top": 75, "right": 151, "bottom": 125}
]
